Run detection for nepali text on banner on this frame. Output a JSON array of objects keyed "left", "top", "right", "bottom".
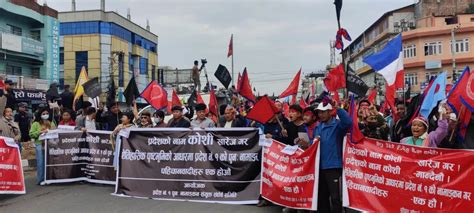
[
  {"left": 0, "top": 137, "right": 25, "bottom": 194},
  {"left": 114, "top": 128, "right": 261, "bottom": 204},
  {"left": 342, "top": 136, "right": 474, "bottom": 212},
  {"left": 44, "top": 130, "right": 115, "bottom": 185},
  {"left": 261, "top": 139, "right": 320, "bottom": 211}
]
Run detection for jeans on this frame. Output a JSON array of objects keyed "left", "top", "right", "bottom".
[{"left": 35, "top": 143, "right": 45, "bottom": 184}]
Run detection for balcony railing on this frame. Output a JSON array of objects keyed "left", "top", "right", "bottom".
[{"left": 0, "top": 28, "right": 45, "bottom": 57}]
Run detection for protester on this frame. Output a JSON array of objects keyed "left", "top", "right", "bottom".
[
  {"left": 76, "top": 107, "right": 98, "bottom": 131},
  {"left": 391, "top": 102, "right": 411, "bottom": 142},
  {"left": 296, "top": 106, "right": 319, "bottom": 149},
  {"left": 59, "top": 110, "right": 76, "bottom": 126},
  {"left": 75, "top": 101, "right": 92, "bottom": 124},
  {"left": 314, "top": 100, "right": 352, "bottom": 213},
  {"left": 14, "top": 102, "right": 31, "bottom": 143},
  {"left": 96, "top": 102, "right": 122, "bottom": 131},
  {"left": 191, "top": 103, "right": 215, "bottom": 128},
  {"left": 359, "top": 105, "right": 389, "bottom": 140},
  {"left": 153, "top": 110, "right": 167, "bottom": 127},
  {"left": 4, "top": 79, "right": 16, "bottom": 109},
  {"left": 438, "top": 113, "right": 463, "bottom": 149},
  {"left": 192, "top": 60, "right": 201, "bottom": 92},
  {"left": 401, "top": 113, "right": 449, "bottom": 148},
  {"left": 60, "top": 84, "right": 74, "bottom": 110},
  {"left": 112, "top": 112, "right": 136, "bottom": 137},
  {"left": 167, "top": 106, "right": 191, "bottom": 128},
  {"left": 0, "top": 107, "right": 21, "bottom": 142},
  {"left": 218, "top": 105, "right": 246, "bottom": 128},
  {"left": 137, "top": 111, "right": 154, "bottom": 128},
  {"left": 29, "top": 108, "right": 56, "bottom": 185},
  {"left": 281, "top": 104, "right": 305, "bottom": 145},
  {"left": 264, "top": 115, "right": 286, "bottom": 143}
]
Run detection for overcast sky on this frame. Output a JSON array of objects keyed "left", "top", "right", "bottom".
[{"left": 42, "top": 0, "right": 414, "bottom": 95}]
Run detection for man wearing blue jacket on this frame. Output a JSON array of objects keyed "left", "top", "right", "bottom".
[{"left": 314, "top": 100, "right": 352, "bottom": 213}]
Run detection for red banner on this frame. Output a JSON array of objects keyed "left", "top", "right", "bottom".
[
  {"left": 343, "top": 137, "right": 474, "bottom": 212},
  {"left": 261, "top": 139, "right": 320, "bottom": 210},
  {"left": 0, "top": 138, "right": 25, "bottom": 194}
]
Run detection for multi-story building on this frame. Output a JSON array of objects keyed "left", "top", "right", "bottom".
[
  {"left": 59, "top": 0, "right": 158, "bottom": 102},
  {"left": 343, "top": 1, "right": 474, "bottom": 98},
  {"left": 0, "top": 0, "right": 59, "bottom": 90}
]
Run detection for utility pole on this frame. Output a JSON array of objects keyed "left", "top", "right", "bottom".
[{"left": 451, "top": 24, "right": 460, "bottom": 82}]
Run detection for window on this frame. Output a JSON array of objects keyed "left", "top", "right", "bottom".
[
  {"left": 75, "top": 51, "right": 88, "bottom": 82},
  {"left": 424, "top": 41, "right": 442, "bottom": 56},
  {"left": 403, "top": 44, "right": 416, "bottom": 58},
  {"left": 31, "top": 68, "right": 40, "bottom": 79},
  {"left": 405, "top": 73, "right": 418, "bottom": 86},
  {"left": 30, "top": 30, "right": 40, "bottom": 41},
  {"left": 425, "top": 72, "right": 440, "bottom": 82},
  {"left": 151, "top": 65, "right": 156, "bottom": 81},
  {"left": 59, "top": 47, "right": 64, "bottom": 65},
  {"left": 6, "top": 65, "right": 22, "bottom": 76},
  {"left": 139, "top": 57, "right": 148, "bottom": 75},
  {"left": 451, "top": 38, "right": 469, "bottom": 53},
  {"left": 118, "top": 53, "right": 124, "bottom": 87},
  {"left": 7, "top": 24, "right": 22, "bottom": 36}
]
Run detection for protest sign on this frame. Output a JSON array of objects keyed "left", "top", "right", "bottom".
[
  {"left": 114, "top": 128, "right": 261, "bottom": 204},
  {"left": 261, "top": 139, "right": 320, "bottom": 210},
  {"left": 44, "top": 130, "right": 115, "bottom": 185},
  {"left": 0, "top": 137, "right": 25, "bottom": 194},
  {"left": 343, "top": 137, "right": 474, "bottom": 212}
]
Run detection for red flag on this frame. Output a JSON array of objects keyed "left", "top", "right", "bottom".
[
  {"left": 367, "top": 88, "right": 377, "bottom": 104},
  {"left": 385, "top": 83, "right": 397, "bottom": 120},
  {"left": 393, "top": 70, "right": 405, "bottom": 90},
  {"left": 290, "top": 94, "right": 297, "bottom": 105},
  {"left": 140, "top": 81, "right": 168, "bottom": 110},
  {"left": 238, "top": 68, "right": 256, "bottom": 103},
  {"left": 349, "top": 96, "right": 364, "bottom": 143},
  {"left": 196, "top": 91, "right": 205, "bottom": 104},
  {"left": 172, "top": 89, "right": 181, "bottom": 106},
  {"left": 278, "top": 68, "right": 301, "bottom": 98},
  {"left": 459, "top": 68, "right": 474, "bottom": 112},
  {"left": 332, "top": 91, "right": 340, "bottom": 103},
  {"left": 323, "top": 64, "right": 346, "bottom": 91},
  {"left": 246, "top": 96, "right": 280, "bottom": 124},
  {"left": 299, "top": 97, "right": 308, "bottom": 109},
  {"left": 209, "top": 88, "right": 219, "bottom": 116},
  {"left": 236, "top": 72, "right": 242, "bottom": 92},
  {"left": 448, "top": 67, "right": 471, "bottom": 113},
  {"left": 227, "top": 34, "right": 233, "bottom": 58},
  {"left": 283, "top": 102, "right": 290, "bottom": 118}
]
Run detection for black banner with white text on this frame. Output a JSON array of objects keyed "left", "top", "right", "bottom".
[{"left": 114, "top": 128, "right": 261, "bottom": 204}]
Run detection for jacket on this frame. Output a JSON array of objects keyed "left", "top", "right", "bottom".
[
  {"left": 191, "top": 117, "right": 216, "bottom": 128},
  {"left": 75, "top": 116, "right": 99, "bottom": 130},
  {"left": 314, "top": 109, "right": 352, "bottom": 170},
  {"left": 401, "top": 119, "right": 448, "bottom": 148},
  {"left": 29, "top": 121, "right": 56, "bottom": 145},
  {"left": 167, "top": 117, "right": 191, "bottom": 128},
  {"left": 218, "top": 117, "right": 246, "bottom": 128},
  {"left": 0, "top": 96, "right": 20, "bottom": 141}
]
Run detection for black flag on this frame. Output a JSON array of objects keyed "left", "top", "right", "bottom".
[
  {"left": 82, "top": 77, "right": 101, "bottom": 99},
  {"left": 123, "top": 77, "right": 140, "bottom": 105},
  {"left": 404, "top": 83, "right": 411, "bottom": 101},
  {"left": 187, "top": 89, "right": 197, "bottom": 107},
  {"left": 106, "top": 76, "right": 116, "bottom": 107},
  {"left": 214, "top": 64, "right": 232, "bottom": 89},
  {"left": 346, "top": 67, "right": 369, "bottom": 97},
  {"left": 334, "top": 0, "right": 343, "bottom": 23}
]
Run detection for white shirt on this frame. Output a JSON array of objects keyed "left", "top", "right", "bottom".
[
  {"left": 224, "top": 121, "right": 233, "bottom": 128},
  {"left": 85, "top": 116, "right": 96, "bottom": 130}
]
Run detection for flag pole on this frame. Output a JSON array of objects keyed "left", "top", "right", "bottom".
[{"left": 231, "top": 34, "right": 234, "bottom": 87}]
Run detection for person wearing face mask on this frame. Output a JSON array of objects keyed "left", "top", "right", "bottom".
[
  {"left": 401, "top": 111, "right": 449, "bottom": 148},
  {"left": 0, "top": 107, "right": 21, "bottom": 142},
  {"left": 153, "top": 110, "right": 167, "bottom": 128},
  {"left": 29, "top": 108, "right": 56, "bottom": 185}
]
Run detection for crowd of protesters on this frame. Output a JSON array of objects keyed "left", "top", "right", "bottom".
[{"left": 1, "top": 78, "right": 473, "bottom": 213}]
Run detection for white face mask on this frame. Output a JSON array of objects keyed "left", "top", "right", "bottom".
[
  {"left": 41, "top": 114, "right": 49, "bottom": 120},
  {"left": 153, "top": 117, "right": 161, "bottom": 124}
]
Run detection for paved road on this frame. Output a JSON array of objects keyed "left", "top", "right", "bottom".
[{"left": 0, "top": 172, "right": 282, "bottom": 213}]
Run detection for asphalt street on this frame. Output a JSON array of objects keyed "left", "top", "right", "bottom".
[{"left": 0, "top": 172, "right": 282, "bottom": 213}]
